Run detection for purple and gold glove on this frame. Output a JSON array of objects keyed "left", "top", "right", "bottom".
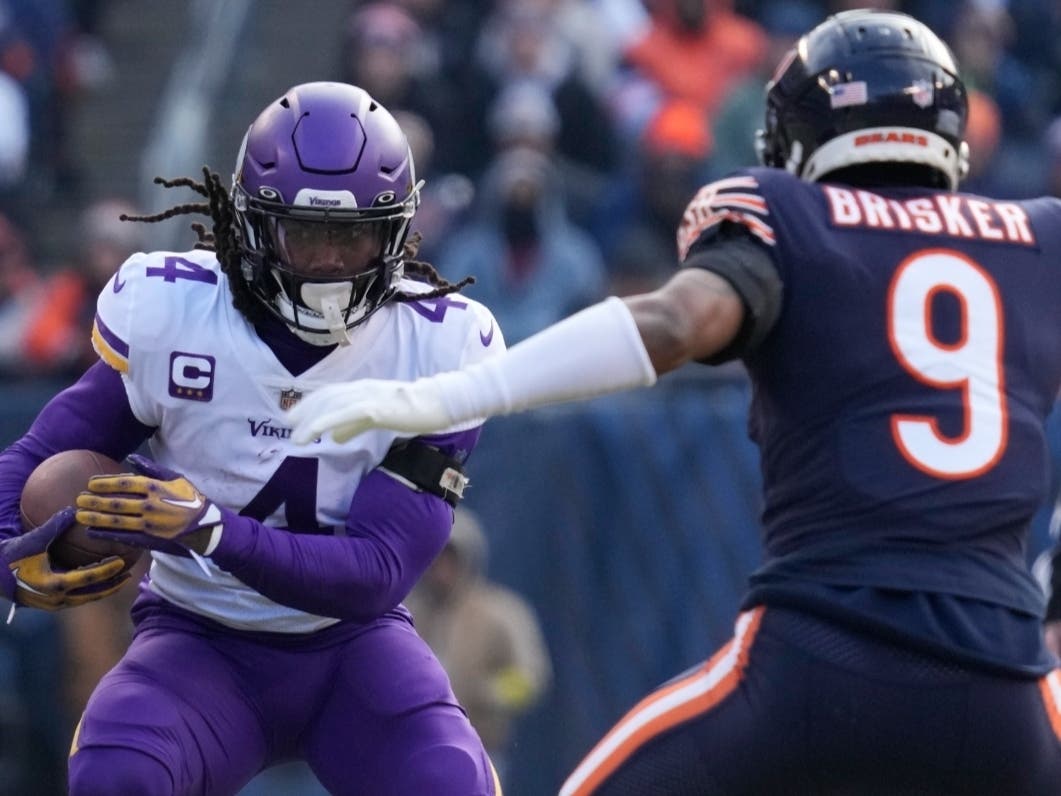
[
  {"left": 0, "top": 508, "right": 129, "bottom": 610},
  {"left": 75, "top": 454, "right": 223, "bottom": 555}
]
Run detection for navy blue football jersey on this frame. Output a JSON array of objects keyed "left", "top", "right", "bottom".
[{"left": 679, "top": 167, "right": 1061, "bottom": 675}]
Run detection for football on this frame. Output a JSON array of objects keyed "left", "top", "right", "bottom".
[{"left": 19, "top": 449, "right": 144, "bottom": 574}]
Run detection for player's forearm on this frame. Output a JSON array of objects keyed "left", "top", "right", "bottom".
[
  {"left": 0, "top": 440, "right": 39, "bottom": 540},
  {"left": 0, "top": 362, "right": 152, "bottom": 540},
  {"left": 436, "top": 296, "right": 657, "bottom": 422},
  {"left": 209, "top": 471, "right": 450, "bottom": 621},
  {"left": 626, "top": 269, "right": 747, "bottom": 373}
]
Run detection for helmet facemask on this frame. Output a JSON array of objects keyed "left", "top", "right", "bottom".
[
  {"left": 234, "top": 185, "right": 418, "bottom": 345},
  {"left": 229, "top": 81, "right": 422, "bottom": 345}
]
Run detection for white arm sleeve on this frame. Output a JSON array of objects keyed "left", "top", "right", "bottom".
[{"left": 435, "top": 296, "right": 657, "bottom": 422}]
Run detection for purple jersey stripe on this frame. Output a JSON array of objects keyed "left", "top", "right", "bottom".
[
  {"left": 93, "top": 312, "right": 129, "bottom": 358},
  {"left": 94, "top": 312, "right": 129, "bottom": 357}
]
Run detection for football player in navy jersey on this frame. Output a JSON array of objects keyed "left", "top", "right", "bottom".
[
  {"left": 0, "top": 82, "right": 505, "bottom": 795},
  {"left": 288, "top": 10, "right": 1061, "bottom": 795}
]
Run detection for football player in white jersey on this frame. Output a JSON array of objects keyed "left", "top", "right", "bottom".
[{"left": 0, "top": 82, "right": 505, "bottom": 795}]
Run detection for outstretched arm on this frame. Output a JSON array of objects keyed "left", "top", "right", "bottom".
[
  {"left": 626, "top": 268, "right": 748, "bottom": 374},
  {"left": 287, "top": 268, "right": 748, "bottom": 444}
]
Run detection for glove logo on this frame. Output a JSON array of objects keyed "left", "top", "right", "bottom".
[
  {"left": 10, "top": 569, "right": 47, "bottom": 595},
  {"left": 168, "top": 352, "right": 216, "bottom": 402},
  {"left": 161, "top": 496, "right": 204, "bottom": 511}
]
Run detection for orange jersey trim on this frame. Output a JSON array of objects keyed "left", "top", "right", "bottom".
[
  {"left": 561, "top": 607, "right": 765, "bottom": 796},
  {"left": 1039, "top": 670, "right": 1061, "bottom": 742}
]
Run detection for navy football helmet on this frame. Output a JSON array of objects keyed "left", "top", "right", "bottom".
[
  {"left": 232, "top": 81, "right": 421, "bottom": 344},
  {"left": 757, "top": 9, "right": 969, "bottom": 190}
]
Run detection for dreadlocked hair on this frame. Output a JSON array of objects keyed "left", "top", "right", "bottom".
[
  {"left": 119, "top": 167, "right": 474, "bottom": 316},
  {"left": 394, "top": 231, "right": 475, "bottom": 301},
  {"left": 118, "top": 167, "right": 267, "bottom": 322}
]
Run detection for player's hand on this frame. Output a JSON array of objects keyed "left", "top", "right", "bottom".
[
  {"left": 1045, "top": 620, "right": 1061, "bottom": 660},
  {"left": 286, "top": 378, "right": 453, "bottom": 445},
  {"left": 75, "top": 455, "right": 222, "bottom": 555},
  {"left": 0, "top": 508, "right": 129, "bottom": 610}
]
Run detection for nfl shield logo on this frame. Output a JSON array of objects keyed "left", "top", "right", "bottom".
[
  {"left": 909, "top": 79, "right": 934, "bottom": 109},
  {"left": 279, "top": 389, "right": 302, "bottom": 411}
]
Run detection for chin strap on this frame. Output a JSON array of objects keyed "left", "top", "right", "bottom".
[
  {"left": 275, "top": 281, "right": 357, "bottom": 346},
  {"left": 318, "top": 293, "right": 353, "bottom": 346}
]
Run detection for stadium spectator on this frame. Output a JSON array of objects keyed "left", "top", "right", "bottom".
[
  {"left": 396, "top": 109, "right": 475, "bottom": 265},
  {"left": 338, "top": 1, "right": 468, "bottom": 177},
  {"left": 486, "top": 79, "right": 605, "bottom": 229},
  {"left": 387, "top": 0, "right": 488, "bottom": 89},
  {"left": 10, "top": 197, "right": 149, "bottom": 380},
  {"left": 1043, "top": 115, "right": 1061, "bottom": 199},
  {"left": 487, "top": 80, "right": 562, "bottom": 159},
  {"left": 593, "top": 98, "right": 713, "bottom": 296},
  {"left": 0, "top": 70, "right": 29, "bottom": 196},
  {"left": 406, "top": 507, "right": 552, "bottom": 788},
  {"left": 947, "top": 0, "right": 1044, "bottom": 144},
  {"left": 3, "top": 0, "right": 98, "bottom": 197},
  {"left": 0, "top": 213, "right": 52, "bottom": 378},
  {"left": 472, "top": 2, "right": 619, "bottom": 184},
  {"left": 617, "top": 0, "right": 767, "bottom": 135},
  {"left": 531, "top": 0, "right": 626, "bottom": 99},
  {"left": 958, "top": 89, "right": 1006, "bottom": 196},
  {"left": 1006, "top": 0, "right": 1061, "bottom": 115},
  {"left": 710, "top": 0, "right": 820, "bottom": 176},
  {"left": 437, "top": 145, "right": 606, "bottom": 344},
  {"left": 288, "top": 10, "right": 1061, "bottom": 794},
  {"left": 0, "top": 81, "right": 505, "bottom": 795}
]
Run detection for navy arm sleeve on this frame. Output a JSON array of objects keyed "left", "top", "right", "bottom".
[
  {"left": 208, "top": 428, "right": 481, "bottom": 622},
  {"left": 682, "top": 225, "right": 783, "bottom": 364}
]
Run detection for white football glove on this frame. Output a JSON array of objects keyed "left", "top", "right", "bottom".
[{"left": 287, "top": 378, "right": 458, "bottom": 444}]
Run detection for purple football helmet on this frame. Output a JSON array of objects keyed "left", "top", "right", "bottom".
[{"left": 231, "top": 81, "right": 421, "bottom": 344}]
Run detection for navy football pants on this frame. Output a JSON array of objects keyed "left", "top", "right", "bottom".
[{"left": 561, "top": 606, "right": 1061, "bottom": 795}]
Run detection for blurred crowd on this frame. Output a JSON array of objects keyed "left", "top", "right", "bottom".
[
  {"left": 2, "top": 0, "right": 1061, "bottom": 373},
  {"left": 3, "top": 0, "right": 1061, "bottom": 792},
  {"left": 0, "top": 0, "right": 143, "bottom": 382}
]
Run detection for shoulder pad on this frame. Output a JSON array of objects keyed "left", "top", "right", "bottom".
[
  {"left": 397, "top": 288, "right": 506, "bottom": 365},
  {"left": 93, "top": 250, "right": 223, "bottom": 374},
  {"left": 677, "top": 169, "right": 777, "bottom": 261}
]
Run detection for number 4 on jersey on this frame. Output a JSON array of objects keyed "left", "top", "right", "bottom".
[
  {"left": 241, "top": 456, "right": 327, "bottom": 533},
  {"left": 146, "top": 256, "right": 219, "bottom": 285}
]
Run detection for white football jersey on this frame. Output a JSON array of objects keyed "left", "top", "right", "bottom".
[{"left": 92, "top": 249, "right": 505, "bottom": 632}]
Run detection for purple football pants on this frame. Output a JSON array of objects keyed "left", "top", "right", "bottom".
[{"left": 67, "top": 598, "right": 497, "bottom": 796}]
